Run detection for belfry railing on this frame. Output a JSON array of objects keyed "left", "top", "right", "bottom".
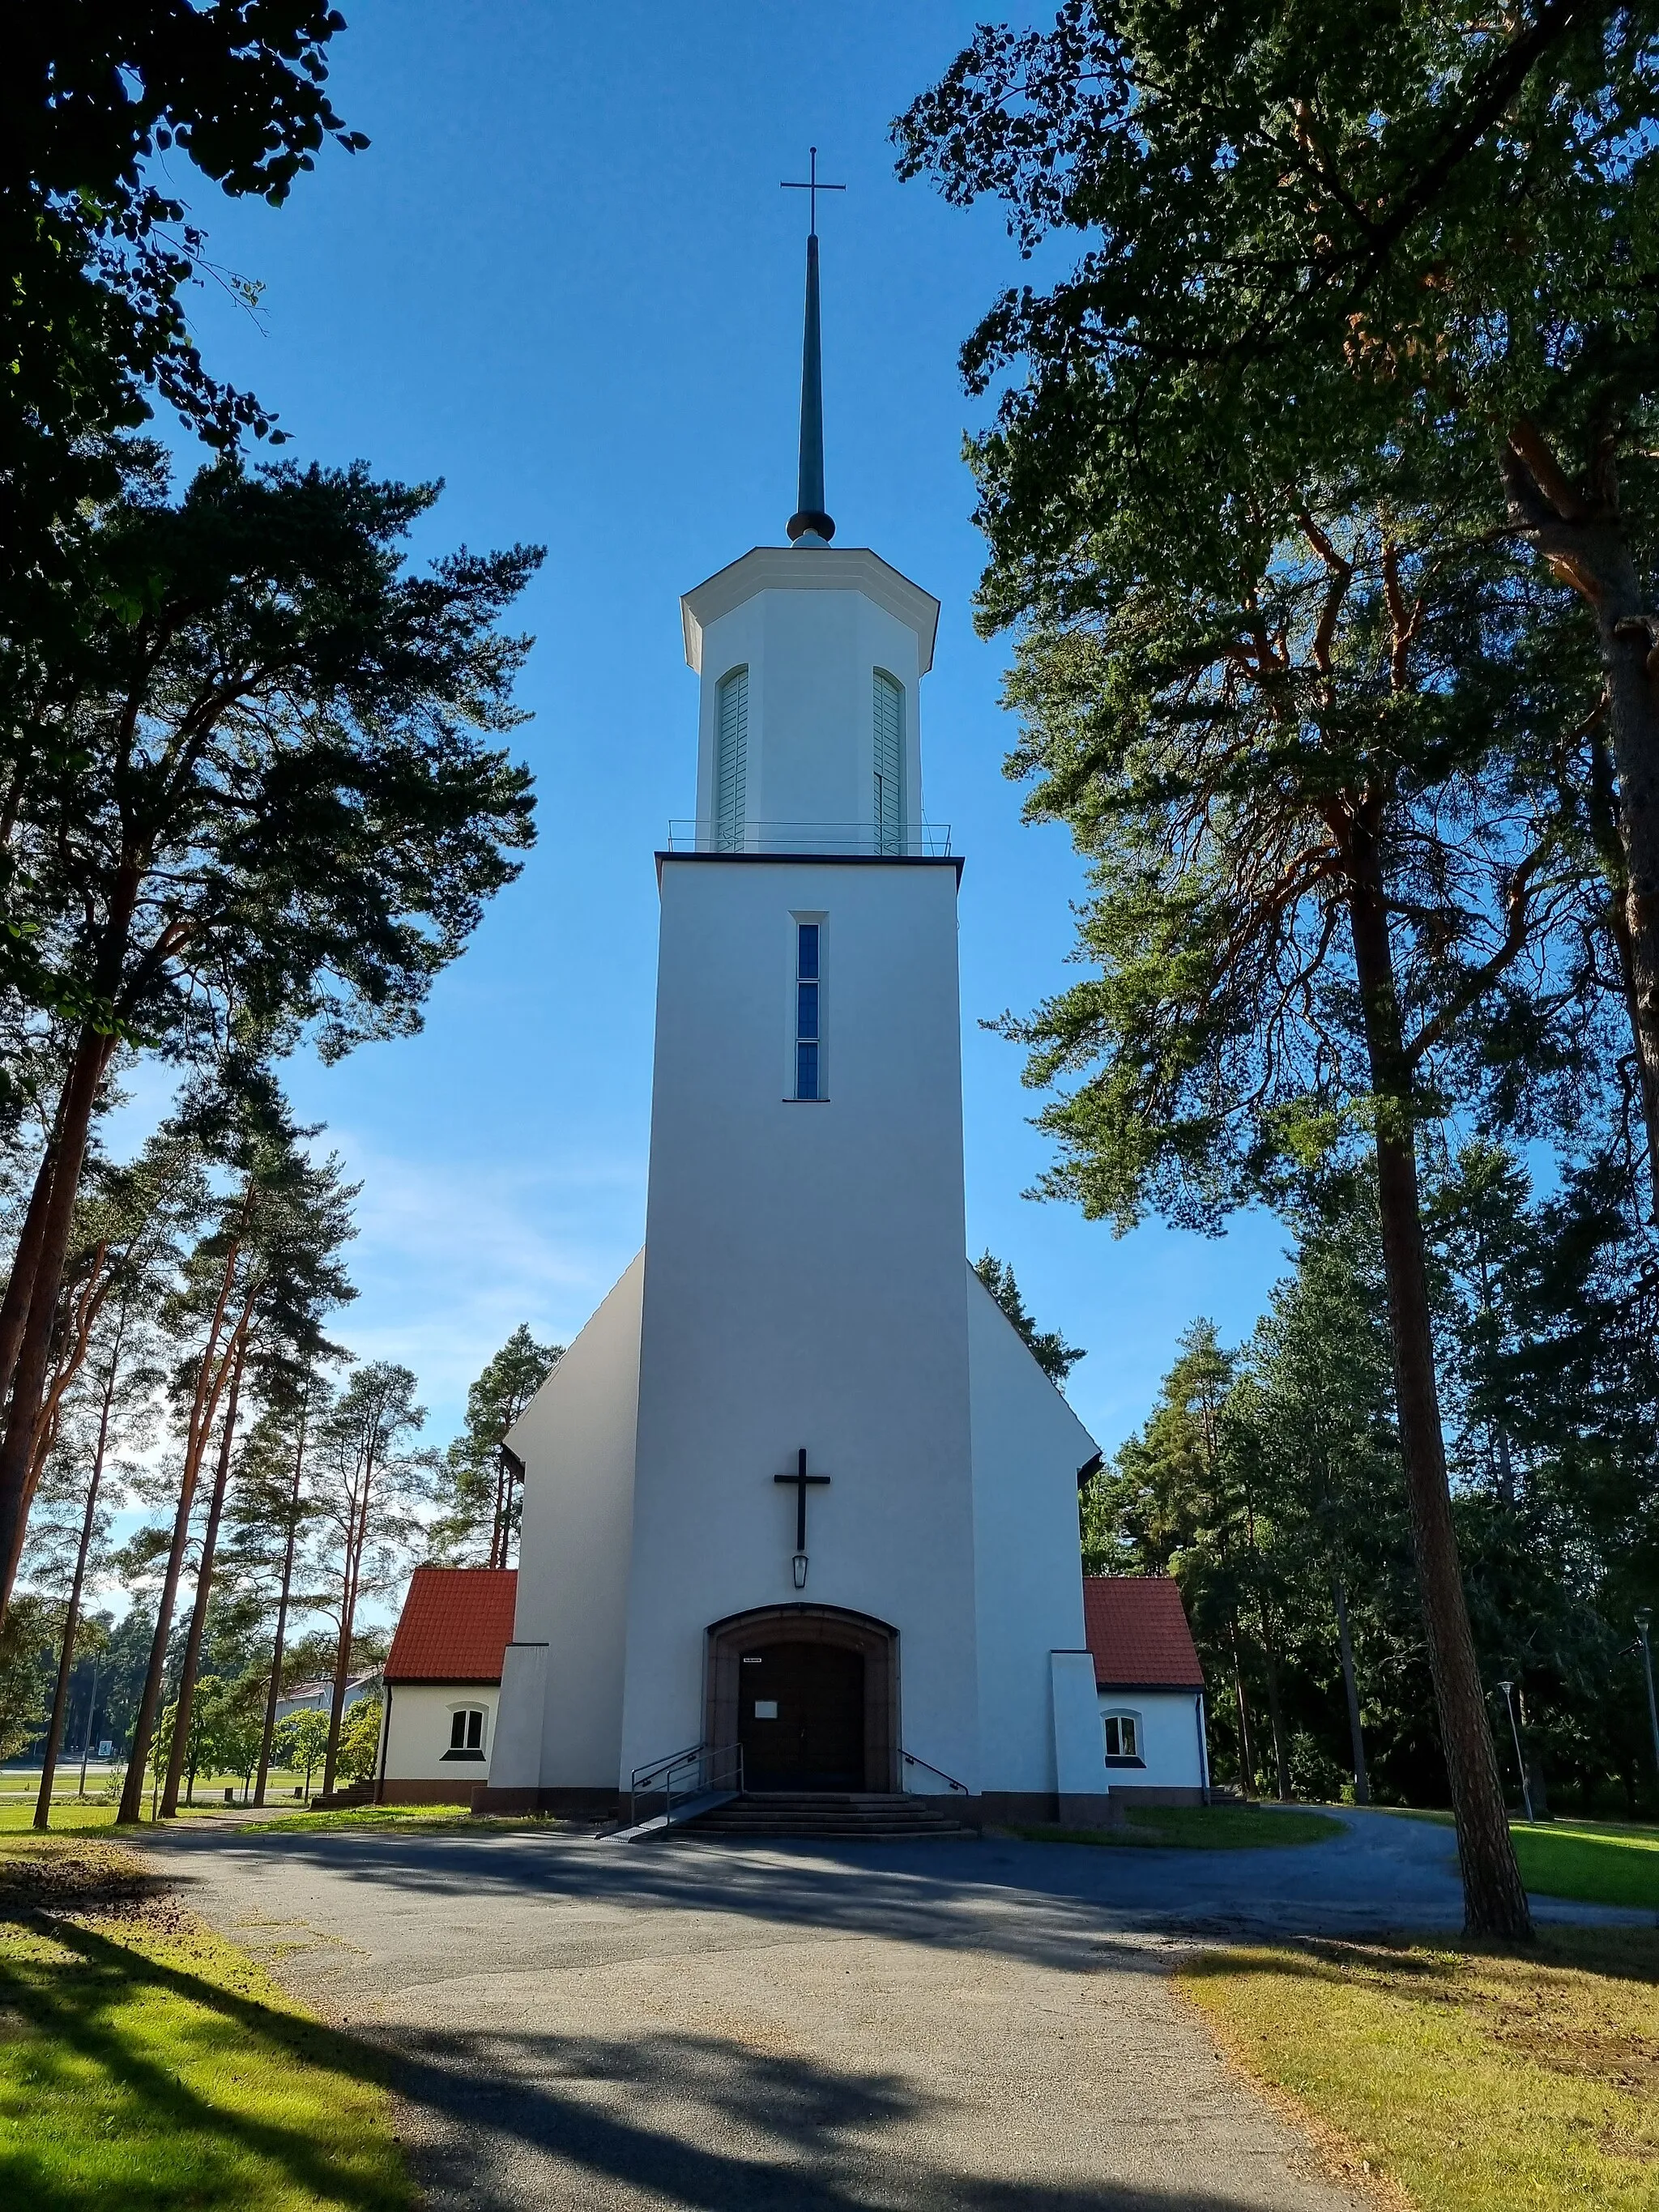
[
  {"left": 628, "top": 1741, "right": 744, "bottom": 1831},
  {"left": 664, "top": 820, "right": 953, "bottom": 858}
]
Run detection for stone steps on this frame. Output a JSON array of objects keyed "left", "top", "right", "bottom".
[
  {"left": 678, "top": 1790, "right": 974, "bottom": 1841},
  {"left": 311, "top": 1781, "right": 375, "bottom": 1811}
]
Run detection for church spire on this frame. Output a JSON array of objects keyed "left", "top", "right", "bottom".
[{"left": 782, "top": 148, "right": 844, "bottom": 547}]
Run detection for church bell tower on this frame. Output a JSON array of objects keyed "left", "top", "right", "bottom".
[
  {"left": 490, "top": 164, "right": 1104, "bottom": 1822},
  {"left": 615, "top": 168, "right": 982, "bottom": 1792}
]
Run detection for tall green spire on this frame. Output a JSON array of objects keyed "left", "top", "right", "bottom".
[{"left": 782, "top": 148, "right": 843, "bottom": 547}]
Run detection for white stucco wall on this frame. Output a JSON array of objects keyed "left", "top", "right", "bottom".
[
  {"left": 382, "top": 1682, "right": 500, "bottom": 1785},
  {"left": 684, "top": 551, "right": 935, "bottom": 854},
  {"left": 1096, "top": 1688, "right": 1209, "bottom": 1793},
  {"left": 966, "top": 1269, "right": 1100, "bottom": 1796},
  {"left": 500, "top": 1252, "right": 645, "bottom": 1788},
  {"left": 619, "top": 853, "right": 982, "bottom": 1791}
]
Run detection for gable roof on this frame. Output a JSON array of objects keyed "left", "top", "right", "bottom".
[
  {"left": 1082, "top": 1576, "right": 1205, "bottom": 1690},
  {"left": 385, "top": 1566, "right": 518, "bottom": 1685}
]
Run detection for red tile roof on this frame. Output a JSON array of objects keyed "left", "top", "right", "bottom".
[
  {"left": 385, "top": 1566, "right": 518, "bottom": 1684},
  {"left": 1082, "top": 1577, "right": 1205, "bottom": 1689}
]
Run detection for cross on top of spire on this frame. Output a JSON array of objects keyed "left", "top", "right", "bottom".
[
  {"left": 780, "top": 145, "right": 845, "bottom": 236},
  {"left": 782, "top": 149, "right": 843, "bottom": 545}
]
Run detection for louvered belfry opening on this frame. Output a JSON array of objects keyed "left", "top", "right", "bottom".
[
  {"left": 715, "top": 666, "right": 748, "bottom": 851},
  {"left": 873, "top": 668, "right": 903, "bottom": 855}
]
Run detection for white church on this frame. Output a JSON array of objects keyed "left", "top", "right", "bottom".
[{"left": 473, "top": 200, "right": 1184, "bottom": 1832}]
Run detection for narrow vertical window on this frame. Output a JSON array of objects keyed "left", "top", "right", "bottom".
[
  {"left": 795, "top": 922, "right": 821, "bottom": 1099},
  {"left": 873, "top": 671, "right": 903, "bottom": 855},
  {"left": 715, "top": 667, "right": 748, "bottom": 852}
]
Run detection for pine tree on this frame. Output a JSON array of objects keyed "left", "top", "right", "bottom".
[
  {"left": 429, "top": 1328, "right": 561, "bottom": 1566},
  {"left": 0, "top": 455, "right": 540, "bottom": 1630},
  {"left": 972, "top": 1254, "right": 1085, "bottom": 1384}
]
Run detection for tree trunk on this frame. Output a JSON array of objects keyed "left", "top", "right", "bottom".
[
  {"left": 320, "top": 1458, "right": 373, "bottom": 1799},
  {"left": 77, "top": 1654, "right": 102, "bottom": 1796},
  {"left": 0, "top": 861, "right": 141, "bottom": 1626},
  {"left": 32, "top": 1327, "right": 123, "bottom": 1831},
  {"left": 1593, "top": 598, "right": 1659, "bottom": 1210},
  {"left": 160, "top": 1334, "right": 247, "bottom": 1818},
  {"left": 1347, "top": 821, "right": 1532, "bottom": 1940},
  {"left": 1587, "top": 720, "right": 1658, "bottom": 1212},
  {"left": 254, "top": 1396, "right": 311, "bottom": 1809},
  {"left": 1227, "top": 1617, "right": 1258, "bottom": 1796},
  {"left": 1333, "top": 1575, "right": 1370, "bottom": 1806},
  {"left": 489, "top": 1449, "right": 507, "bottom": 1571},
  {"left": 0, "top": 1025, "right": 119, "bottom": 1613},
  {"left": 1260, "top": 1614, "right": 1292, "bottom": 1801},
  {"left": 116, "top": 1257, "right": 249, "bottom": 1825},
  {"left": 1503, "top": 435, "right": 1659, "bottom": 1211},
  {"left": 0, "top": 1093, "right": 69, "bottom": 1416},
  {"left": 1239, "top": 1483, "right": 1290, "bottom": 1799}
]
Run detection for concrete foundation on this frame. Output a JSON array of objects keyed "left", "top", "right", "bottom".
[
  {"left": 377, "top": 1779, "right": 483, "bottom": 1807},
  {"left": 471, "top": 1785, "right": 624, "bottom": 1821}
]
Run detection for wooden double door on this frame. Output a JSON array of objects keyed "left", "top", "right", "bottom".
[{"left": 737, "top": 1640, "right": 865, "bottom": 1790}]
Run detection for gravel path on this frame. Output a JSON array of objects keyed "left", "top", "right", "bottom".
[{"left": 139, "top": 1809, "right": 1637, "bottom": 2211}]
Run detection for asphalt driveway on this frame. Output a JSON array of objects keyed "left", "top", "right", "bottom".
[{"left": 142, "top": 1809, "right": 1637, "bottom": 2211}]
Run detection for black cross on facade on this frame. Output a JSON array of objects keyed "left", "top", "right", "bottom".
[
  {"left": 774, "top": 1446, "right": 830, "bottom": 1552},
  {"left": 781, "top": 146, "right": 845, "bottom": 237}
]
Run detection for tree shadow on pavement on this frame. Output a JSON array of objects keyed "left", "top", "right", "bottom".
[
  {"left": 143, "top": 1809, "right": 1481, "bottom": 1975},
  {"left": 386, "top": 2018, "right": 1336, "bottom": 2212}
]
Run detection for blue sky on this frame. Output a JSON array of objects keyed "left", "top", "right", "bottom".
[{"left": 144, "top": 0, "right": 1289, "bottom": 1466}]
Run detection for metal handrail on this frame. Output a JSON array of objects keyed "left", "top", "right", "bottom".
[
  {"left": 630, "top": 1741, "right": 702, "bottom": 1793},
  {"left": 628, "top": 1741, "right": 744, "bottom": 1831},
  {"left": 900, "top": 1749, "right": 970, "bottom": 1796}
]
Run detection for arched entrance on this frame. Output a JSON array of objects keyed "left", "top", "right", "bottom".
[{"left": 706, "top": 1605, "right": 898, "bottom": 1792}]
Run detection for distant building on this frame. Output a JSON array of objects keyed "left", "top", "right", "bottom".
[
  {"left": 377, "top": 1566, "right": 518, "bottom": 1805},
  {"left": 275, "top": 1670, "right": 380, "bottom": 1724},
  {"left": 1081, "top": 1578, "right": 1209, "bottom": 1804}
]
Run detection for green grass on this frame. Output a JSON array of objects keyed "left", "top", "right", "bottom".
[
  {"left": 234, "top": 1803, "right": 475, "bottom": 1835},
  {"left": 1510, "top": 1818, "right": 1659, "bottom": 1909},
  {"left": 1011, "top": 1802, "right": 1345, "bottom": 1850},
  {"left": 0, "top": 1801, "right": 237, "bottom": 1835},
  {"left": 1392, "top": 1809, "right": 1659, "bottom": 1909},
  {"left": 0, "top": 1799, "right": 298, "bottom": 1836},
  {"left": 1181, "top": 1928, "right": 1659, "bottom": 2212},
  {"left": 0, "top": 1771, "right": 321, "bottom": 1836},
  {"left": 0, "top": 1833, "right": 415, "bottom": 2210},
  {"left": 0, "top": 1801, "right": 131, "bottom": 1835}
]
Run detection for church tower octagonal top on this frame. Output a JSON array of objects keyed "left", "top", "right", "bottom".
[{"left": 676, "top": 157, "right": 943, "bottom": 860}]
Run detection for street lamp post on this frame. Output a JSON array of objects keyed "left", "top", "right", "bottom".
[
  {"left": 76, "top": 1652, "right": 102, "bottom": 1799},
  {"left": 1496, "top": 1678, "right": 1533, "bottom": 1822},
  {"left": 1637, "top": 1610, "right": 1659, "bottom": 1784}
]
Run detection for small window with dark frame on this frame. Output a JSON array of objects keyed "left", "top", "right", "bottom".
[
  {"left": 1102, "top": 1711, "right": 1141, "bottom": 1763},
  {"left": 795, "top": 922, "right": 821, "bottom": 1099},
  {"left": 444, "top": 1706, "right": 487, "bottom": 1759}
]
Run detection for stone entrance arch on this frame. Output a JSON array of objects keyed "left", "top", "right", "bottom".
[{"left": 706, "top": 1603, "right": 898, "bottom": 1792}]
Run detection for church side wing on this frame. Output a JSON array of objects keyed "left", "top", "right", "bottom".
[
  {"left": 966, "top": 1264, "right": 1100, "bottom": 1803},
  {"left": 492, "top": 1252, "right": 646, "bottom": 1796}
]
